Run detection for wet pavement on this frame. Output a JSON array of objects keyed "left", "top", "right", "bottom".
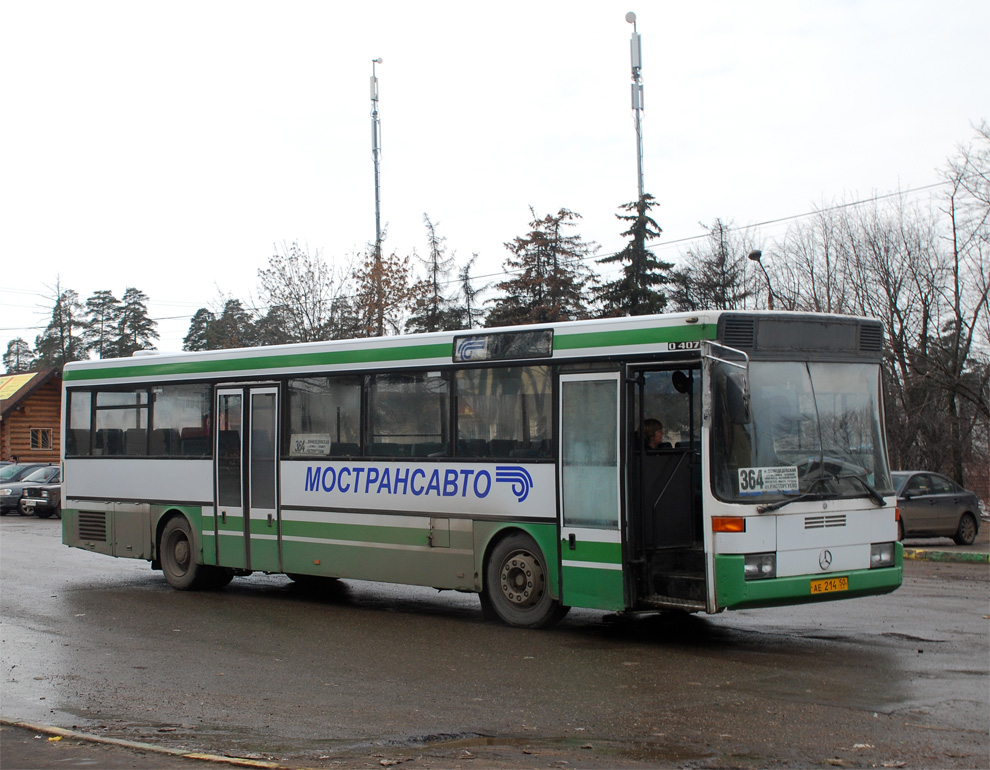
[{"left": 2, "top": 516, "right": 988, "bottom": 769}]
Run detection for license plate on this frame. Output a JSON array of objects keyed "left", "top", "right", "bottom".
[
  {"left": 21, "top": 499, "right": 37, "bottom": 507},
  {"left": 810, "top": 576, "right": 848, "bottom": 594}
]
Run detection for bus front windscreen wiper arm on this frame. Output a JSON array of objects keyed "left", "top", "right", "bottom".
[
  {"left": 757, "top": 477, "right": 828, "bottom": 514},
  {"left": 836, "top": 474, "right": 886, "bottom": 507}
]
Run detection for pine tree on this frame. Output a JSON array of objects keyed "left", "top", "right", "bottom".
[
  {"left": 184, "top": 308, "right": 218, "bottom": 351},
  {"left": 83, "top": 290, "right": 121, "bottom": 359},
  {"left": 115, "top": 287, "right": 159, "bottom": 356},
  {"left": 35, "top": 285, "right": 87, "bottom": 367},
  {"left": 597, "top": 194, "right": 671, "bottom": 317},
  {"left": 486, "top": 208, "right": 598, "bottom": 328},
  {"left": 3, "top": 338, "right": 36, "bottom": 373},
  {"left": 183, "top": 299, "right": 257, "bottom": 350}
]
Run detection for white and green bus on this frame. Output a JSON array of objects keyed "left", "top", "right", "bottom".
[{"left": 61, "top": 310, "right": 901, "bottom": 628}]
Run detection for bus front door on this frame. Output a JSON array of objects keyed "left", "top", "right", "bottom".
[
  {"left": 214, "top": 386, "right": 280, "bottom": 573},
  {"left": 558, "top": 372, "right": 626, "bottom": 611},
  {"left": 628, "top": 366, "right": 706, "bottom": 611}
]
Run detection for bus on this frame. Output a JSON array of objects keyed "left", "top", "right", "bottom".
[{"left": 60, "top": 310, "right": 902, "bottom": 628}]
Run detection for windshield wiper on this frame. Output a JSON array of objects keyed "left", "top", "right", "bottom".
[
  {"left": 757, "top": 477, "right": 828, "bottom": 513},
  {"left": 757, "top": 473, "right": 886, "bottom": 513},
  {"left": 836, "top": 474, "right": 886, "bottom": 507}
]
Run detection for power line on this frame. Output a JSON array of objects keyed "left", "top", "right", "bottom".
[{"left": 0, "top": 178, "right": 956, "bottom": 337}]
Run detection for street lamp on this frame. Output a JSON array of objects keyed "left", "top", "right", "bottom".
[{"left": 748, "top": 250, "right": 776, "bottom": 310}]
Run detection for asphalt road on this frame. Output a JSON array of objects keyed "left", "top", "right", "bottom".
[{"left": 1, "top": 515, "right": 987, "bottom": 769}]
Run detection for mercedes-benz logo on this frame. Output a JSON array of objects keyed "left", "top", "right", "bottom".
[{"left": 819, "top": 549, "right": 833, "bottom": 570}]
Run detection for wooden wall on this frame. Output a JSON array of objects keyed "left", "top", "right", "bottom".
[{"left": 1, "top": 376, "right": 61, "bottom": 463}]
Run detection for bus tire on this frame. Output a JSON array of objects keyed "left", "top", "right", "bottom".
[
  {"left": 160, "top": 516, "right": 208, "bottom": 590},
  {"left": 953, "top": 513, "right": 977, "bottom": 546},
  {"left": 481, "top": 533, "right": 568, "bottom": 629},
  {"left": 202, "top": 566, "right": 235, "bottom": 589}
]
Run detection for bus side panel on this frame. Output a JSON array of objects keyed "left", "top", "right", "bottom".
[
  {"left": 278, "top": 510, "right": 477, "bottom": 590},
  {"left": 62, "top": 503, "right": 115, "bottom": 557},
  {"left": 63, "top": 458, "right": 213, "bottom": 503},
  {"left": 560, "top": 536, "right": 625, "bottom": 611},
  {"left": 63, "top": 502, "right": 208, "bottom": 565}
]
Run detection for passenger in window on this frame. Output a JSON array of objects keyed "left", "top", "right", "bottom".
[{"left": 643, "top": 419, "right": 667, "bottom": 450}]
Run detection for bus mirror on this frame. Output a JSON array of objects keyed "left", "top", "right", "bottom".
[
  {"left": 672, "top": 370, "right": 693, "bottom": 394},
  {"left": 725, "top": 371, "right": 751, "bottom": 424}
]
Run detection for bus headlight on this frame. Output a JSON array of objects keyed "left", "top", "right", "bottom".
[
  {"left": 744, "top": 553, "right": 776, "bottom": 580},
  {"left": 870, "top": 542, "right": 895, "bottom": 568}
]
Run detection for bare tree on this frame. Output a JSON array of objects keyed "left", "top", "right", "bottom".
[
  {"left": 257, "top": 241, "right": 353, "bottom": 342},
  {"left": 771, "top": 125, "right": 989, "bottom": 491},
  {"left": 669, "top": 219, "right": 756, "bottom": 311}
]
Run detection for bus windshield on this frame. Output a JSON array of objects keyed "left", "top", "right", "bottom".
[{"left": 711, "top": 361, "right": 893, "bottom": 504}]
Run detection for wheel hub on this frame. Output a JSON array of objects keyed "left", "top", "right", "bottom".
[
  {"left": 174, "top": 539, "right": 190, "bottom": 569},
  {"left": 500, "top": 551, "right": 543, "bottom": 608}
]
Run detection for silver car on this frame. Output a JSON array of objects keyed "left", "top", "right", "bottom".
[{"left": 891, "top": 471, "right": 984, "bottom": 545}]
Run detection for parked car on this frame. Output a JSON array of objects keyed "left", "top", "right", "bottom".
[
  {"left": 19, "top": 469, "right": 62, "bottom": 518},
  {"left": 0, "top": 464, "right": 60, "bottom": 515},
  {"left": 891, "top": 471, "right": 984, "bottom": 545},
  {"left": 0, "top": 462, "right": 51, "bottom": 484}
]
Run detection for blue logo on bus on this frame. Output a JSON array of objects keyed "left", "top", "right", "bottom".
[
  {"left": 455, "top": 337, "right": 487, "bottom": 361},
  {"left": 495, "top": 465, "right": 534, "bottom": 502},
  {"left": 303, "top": 463, "right": 536, "bottom": 504}
]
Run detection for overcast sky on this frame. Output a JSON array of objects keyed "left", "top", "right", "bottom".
[{"left": 2, "top": 0, "right": 987, "bottom": 353}]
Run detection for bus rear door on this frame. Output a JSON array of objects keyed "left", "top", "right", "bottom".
[{"left": 214, "top": 385, "right": 280, "bottom": 573}]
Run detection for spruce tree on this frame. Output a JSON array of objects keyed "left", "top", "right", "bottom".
[
  {"left": 597, "top": 194, "right": 671, "bottom": 317},
  {"left": 486, "top": 208, "right": 598, "bottom": 327}
]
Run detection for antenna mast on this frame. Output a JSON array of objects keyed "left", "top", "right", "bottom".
[
  {"left": 626, "top": 12, "right": 644, "bottom": 199},
  {"left": 370, "top": 58, "right": 383, "bottom": 256}
]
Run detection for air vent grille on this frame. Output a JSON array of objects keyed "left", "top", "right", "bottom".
[
  {"left": 804, "top": 514, "right": 847, "bottom": 530},
  {"left": 78, "top": 511, "right": 108, "bottom": 542},
  {"left": 721, "top": 317, "right": 755, "bottom": 349},
  {"left": 859, "top": 323, "right": 884, "bottom": 352}
]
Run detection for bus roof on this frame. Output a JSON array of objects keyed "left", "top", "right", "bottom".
[{"left": 62, "top": 310, "right": 880, "bottom": 386}]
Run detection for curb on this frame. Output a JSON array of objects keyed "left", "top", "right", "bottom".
[
  {"left": 0, "top": 718, "right": 286, "bottom": 768},
  {"left": 902, "top": 548, "right": 990, "bottom": 564}
]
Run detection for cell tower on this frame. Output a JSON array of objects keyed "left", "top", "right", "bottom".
[
  {"left": 626, "top": 12, "right": 644, "bottom": 199},
  {"left": 370, "top": 57, "right": 383, "bottom": 256}
]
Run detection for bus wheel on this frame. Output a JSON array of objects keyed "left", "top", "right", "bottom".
[
  {"left": 482, "top": 533, "right": 568, "bottom": 629},
  {"left": 201, "top": 567, "right": 234, "bottom": 589},
  {"left": 160, "top": 517, "right": 206, "bottom": 590}
]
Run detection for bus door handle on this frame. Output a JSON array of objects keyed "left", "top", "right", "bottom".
[
  {"left": 568, "top": 533, "right": 577, "bottom": 550},
  {"left": 220, "top": 510, "right": 227, "bottom": 523},
  {"left": 267, "top": 513, "right": 274, "bottom": 527}
]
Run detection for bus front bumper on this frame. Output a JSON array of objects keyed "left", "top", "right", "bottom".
[{"left": 714, "top": 542, "right": 903, "bottom": 611}]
